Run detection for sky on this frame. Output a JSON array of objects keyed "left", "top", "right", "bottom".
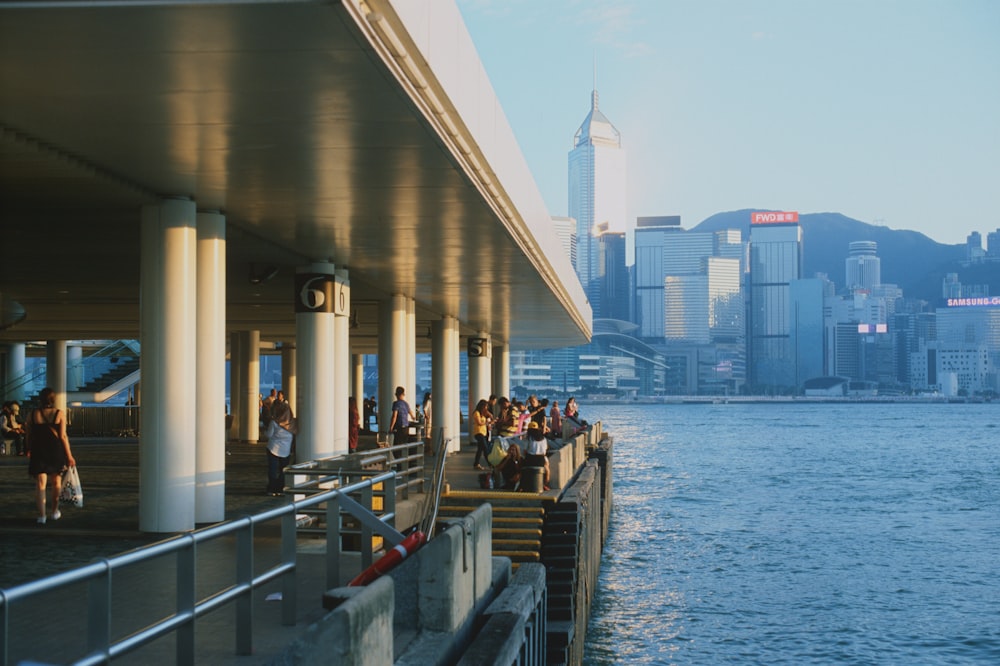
[{"left": 455, "top": 0, "right": 1000, "bottom": 246}]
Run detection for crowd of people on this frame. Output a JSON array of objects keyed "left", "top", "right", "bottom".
[{"left": 470, "top": 393, "right": 590, "bottom": 492}]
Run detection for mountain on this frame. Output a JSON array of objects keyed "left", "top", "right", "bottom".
[{"left": 691, "top": 210, "right": 1000, "bottom": 303}]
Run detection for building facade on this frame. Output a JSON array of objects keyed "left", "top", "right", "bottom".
[
  {"left": 748, "top": 217, "right": 803, "bottom": 392},
  {"left": 568, "top": 90, "right": 626, "bottom": 308}
]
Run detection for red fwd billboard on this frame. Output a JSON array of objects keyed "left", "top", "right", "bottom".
[{"left": 751, "top": 211, "right": 799, "bottom": 224}]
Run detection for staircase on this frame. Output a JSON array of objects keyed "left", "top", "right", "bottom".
[
  {"left": 75, "top": 356, "right": 140, "bottom": 394},
  {"left": 435, "top": 491, "right": 554, "bottom": 569}
]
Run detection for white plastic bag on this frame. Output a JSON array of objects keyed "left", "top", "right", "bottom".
[{"left": 60, "top": 466, "right": 84, "bottom": 508}]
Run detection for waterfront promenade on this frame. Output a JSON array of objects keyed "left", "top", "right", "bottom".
[{"left": 0, "top": 436, "right": 493, "bottom": 664}]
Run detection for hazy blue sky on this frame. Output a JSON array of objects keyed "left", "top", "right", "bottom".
[{"left": 456, "top": 0, "right": 999, "bottom": 246}]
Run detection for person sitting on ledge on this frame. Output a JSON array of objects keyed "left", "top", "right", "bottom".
[
  {"left": 495, "top": 441, "right": 523, "bottom": 490},
  {"left": 523, "top": 426, "right": 550, "bottom": 490}
]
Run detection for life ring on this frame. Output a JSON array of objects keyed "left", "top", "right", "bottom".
[{"left": 348, "top": 530, "right": 427, "bottom": 586}]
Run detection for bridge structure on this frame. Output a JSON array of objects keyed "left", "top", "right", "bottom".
[{"left": 0, "top": 0, "right": 591, "bottom": 532}]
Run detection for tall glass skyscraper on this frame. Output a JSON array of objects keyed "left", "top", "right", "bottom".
[
  {"left": 568, "top": 89, "right": 626, "bottom": 309},
  {"left": 749, "top": 217, "right": 803, "bottom": 392}
]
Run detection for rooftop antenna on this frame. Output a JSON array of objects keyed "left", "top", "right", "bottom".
[{"left": 592, "top": 53, "right": 599, "bottom": 110}]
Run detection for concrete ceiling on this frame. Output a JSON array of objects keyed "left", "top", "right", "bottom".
[{"left": 0, "top": 0, "right": 590, "bottom": 354}]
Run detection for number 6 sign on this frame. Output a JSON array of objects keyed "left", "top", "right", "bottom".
[{"left": 295, "top": 273, "right": 349, "bottom": 315}]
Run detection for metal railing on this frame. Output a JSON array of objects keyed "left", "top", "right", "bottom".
[
  {"left": 66, "top": 406, "right": 140, "bottom": 437},
  {"left": 0, "top": 472, "right": 398, "bottom": 666}
]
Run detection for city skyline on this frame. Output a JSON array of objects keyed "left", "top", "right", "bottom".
[{"left": 456, "top": 0, "right": 1000, "bottom": 247}]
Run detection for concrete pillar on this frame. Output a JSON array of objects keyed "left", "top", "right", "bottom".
[
  {"left": 351, "top": 354, "right": 365, "bottom": 407},
  {"left": 333, "top": 269, "right": 351, "bottom": 454},
  {"left": 195, "top": 210, "right": 226, "bottom": 523},
  {"left": 432, "top": 316, "right": 460, "bottom": 455},
  {"left": 295, "top": 262, "right": 342, "bottom": 461},
  {"left": 406, "top": 298, "right": 416, "bottom": 398},
  {"left": 229, "top": 332, "right": 242, "bottom": 440},
  {"left": 46, "top": 340, "right": 67, "bottom": 412},
  {"left": 467, "top": 333, "right": 491, "bottom": 432},
  {"left": 4, "top": 343, "right": 26, "bottom": 402},
  {"left": 66, "top": 345, "right": 83, "bottom": 392},
  {"left": 378, "top": 295, "right": 409, "bottom": 433},
  {"left": 492, "top": 342, "right": 510, "bottom": 399},
  {"left": 239, "top": 330, "right": 260, "bottom": 444},
  {"left": 281, "top": 344, "right": 297, "bottom": 417},
  {"left": 139, "top": 198, "right": 197, "bottom": 532}
]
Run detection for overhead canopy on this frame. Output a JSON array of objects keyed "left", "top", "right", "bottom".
[{"left": 0, "top": 0, "right": 591, "bottom": 353}]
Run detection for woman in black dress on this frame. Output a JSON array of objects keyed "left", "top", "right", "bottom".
[{"left": 28, "top": 387, "right": 76, "bottom": 524}]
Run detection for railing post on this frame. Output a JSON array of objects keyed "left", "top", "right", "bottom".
[
  {"left": 177, "top": 536, "right": 196, "bottom": 663},
  {"left": 384, "top": 474, "right": 397, "bottom": 534},
  {"left": 281, "top": 510, "right": 297, "bottom": 626},
  {"left": 360, "top": 483, "right": 374, "bottom": 569},
  {"left": 327, "top": 492, "right": 343, "bottom": 589},
  {"left": 235, "top": 520, "right": 253, "bottom": 656},
  {"left": 1, "top": 589, "right": 9, "bottom": 666},
  {"left": 85, "top": 559, "right": 112, "bottom": 662}
]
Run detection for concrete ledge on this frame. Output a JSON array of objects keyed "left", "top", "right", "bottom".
[
  {"left": 275, "top": 576, "right": 394, "bottom": 666},
  {"left": 456, "top": 562, "right": 547, "bottom": 666}
]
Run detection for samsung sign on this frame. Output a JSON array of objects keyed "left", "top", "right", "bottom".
[{"left": 946, "top": 297, "right": 1000, "bottom": 307}]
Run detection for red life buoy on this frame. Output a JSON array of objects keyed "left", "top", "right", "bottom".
[{"left": 348, "top": 531, "right": 427, "bottom": 586}]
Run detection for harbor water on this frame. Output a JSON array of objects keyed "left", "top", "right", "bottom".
[{"left": 582, "top": 402, "right": 1000, "bottom": 664}]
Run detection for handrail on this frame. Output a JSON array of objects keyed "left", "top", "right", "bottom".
[
  {"left": 0, "top": 471, "right": 397, "bottom": 666},
  {"left": 420, "top": 429, "right": 453, "bottom": 537}
]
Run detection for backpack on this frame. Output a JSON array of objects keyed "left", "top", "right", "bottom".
[{"left": 486, "top": 437, "right": 509, "bottom": 467}]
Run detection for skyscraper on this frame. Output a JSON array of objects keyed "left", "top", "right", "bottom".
[
  {"left": 594, "top": 223, "right": 630, "bottom": 321},
  {"left": 568, "top": 89, "right": 626, "bottom": 308},
  {"left": 748, "top": 213, "right": 803, "bottom": 392},
  {"left": 845, "top": 241, "right": 881, "bottom": 292}
]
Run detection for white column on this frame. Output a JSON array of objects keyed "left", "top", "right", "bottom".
[
  {"left": 281, "top": 344, "right": 297, "bottom": 416},
  {"left": 378, "top": 295, "right": 409, "bottom": 432},
  {"left": 467, "top": 333, "right": 491, "bottom": 434},
  {"left": 240, "top": 330, "right": 260, "bottom": 444},
  {"left": 352, "top": 354, "right": 365, "bottom": 407},
  {"left": 46, "top": 340, "right": 67, "bottom": 412},
  {"left": 333, "top": 269, "right": 351, "bottom": 454},
  {"left": 66, "top": 345, "right": 83, "bottom": 392},
  {"left": 492, "top": 342, "right": 510, "bottom": 399},
  {"left": 229, "top": 332, "right": 242, "bottom": 440},
  {"left": 295, "top": 262, "right": 341, "bottom": 460},
  {"left": 195, "top": 211, "right": 226, "bottom": 523},
  {"left": 432, "top": 316, "right": 460, "bottom": 455},
  {"left": 139, "top": 198, "right": 197, "bottom": 533},
  {"left": 406, "top": 298, "right": 416, "bottom": 397},
  {"left": 4, "top": 343, "right": 26, "bottom": 402}
]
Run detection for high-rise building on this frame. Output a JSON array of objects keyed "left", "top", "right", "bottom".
[
  {"left": 987, "top": 228, "right": 1000, "bottom": 258},
  {"left": 748, "top": 213, "right": 803, "bottom": 392},
  {"left": 966, "top": 231, "right": 985, "bottom": 263},
  {"left": 550, "top": 215, "right": 577, "bottom": 268},
  {"left": 568, "top": 89, "right": 626, "bottom": 308},
  {"left": 634, "top": 216, "right": 682, "bottom": 339},
  {"left": 789, "top": 277, "right": 828, "bottom": 385},
  {"left": 845, "top": 241, "right": 880, "bottom": 292},
  {"left": 594, "top": 223, "right": 629, "bottom": 321}
]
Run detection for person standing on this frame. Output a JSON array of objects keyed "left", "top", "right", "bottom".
[
  {"left": 389, "top": 386, "right": 414, "bottom": 447},
  {"left": 264, "top": 401, "right": 294, "bottom": 496},
  {"left": 28, "top": 388, "right": 76, "bottom": 523},
  {"left": 261, "top": 389, "right": 276, "bottom": 429},
  {"left": 471, "top": 399, "right": 492, "bottom": 470},
  {"left": 549, "top": 400, "right": 562, "bottom": 439},
  {"left": 421, "top": 392, "right": 433, "bottom": 455},
  {"left": 348, "top": 396, "right": 360, "bottom": 453}
]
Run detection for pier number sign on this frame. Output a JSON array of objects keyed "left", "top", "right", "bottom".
[
  {"left": 295, "top": 273, "right": 349, "bottom": 315},
  {"left": 467, "top": 337, "right": 491, "bottom": 358}
]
